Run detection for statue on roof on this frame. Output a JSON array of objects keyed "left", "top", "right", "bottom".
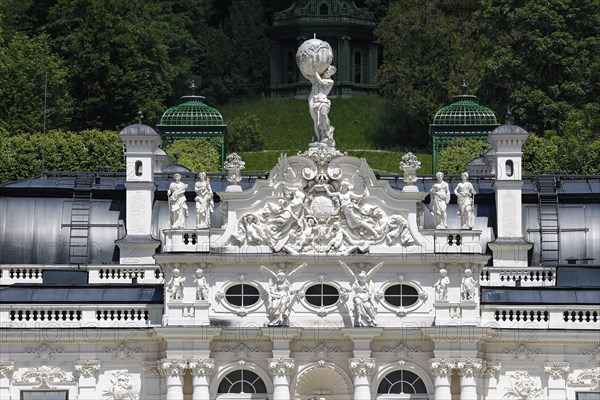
[
  {"left": 455, "top": 172, "right": 476, "bottom": 229},
  {"left": 430, "top": 172, "right": 450, "bottom": 229},
  {"left": 168, "top": 173, "right": 188, "bottom": 229},
  {"left": 297, "top": 37, "right": 337, "bottom": 147},
  {"left": 194, "top": 172, "right": 213, "bottom": 229}
]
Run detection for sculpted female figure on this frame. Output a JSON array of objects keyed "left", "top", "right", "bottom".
[
  {"left": 430, "top": 172, "right": 450, "bottom": 229},
  {"left": 194, "top": 172, "right": 214, "bottom": 229},
  {"left": 454, "top": 172, "right": 476, "bottom": 229},
  {"left": 168, "top": 173, "right": 188, "bottom": 229},
  {"left": 325, "top": 180, "right": 379, "bottom": 238},
  {"left": 308, "top": 66, "right": 336, "bottom": 144},
  {"left": 260, "top": 263, "right": 306, "bottom": 326},
  {"left": 339, "top": 261, "right": 384, "bottom": 327}
]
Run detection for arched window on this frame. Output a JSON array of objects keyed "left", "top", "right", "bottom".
[
  {"left": 354, "top": 51, "right": 362, "bottom": 83},
  {"left": 286, "top": 50, "right": 295, "bottom": 84},
  {"left": 135, "top": 160, "right": 143, "bottom": 176},
  {"left": 377, "top": 370, "right": 428, "bottom": 395},
  {"left": 225, "top": 284, "right": 260, "bottom": 307},
  {"left": 320, "top": 3, "right": 329, "bottom": 15},
  {"left": 218, "top": 370, "right": 267, "bottom": 394},
  {"left": 505, "top": 160, "right": 514, "bottom": 177},
  {"left": 384, "top": 284, "right": 419, "bottom": 307}
]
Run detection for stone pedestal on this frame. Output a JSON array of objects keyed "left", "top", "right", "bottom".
[{"left": 162, "top": 229, "right": 210, "bottom": 252}]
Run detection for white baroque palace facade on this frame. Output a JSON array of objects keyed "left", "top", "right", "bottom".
[{"left": 1, "top": 41, "right": 599, "bottom": 400}]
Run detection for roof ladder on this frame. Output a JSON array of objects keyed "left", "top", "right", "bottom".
[
  {"left": 536, "top": 176, "right": 560, "bottom": 266},
  {"left": 69, "top": 175, "right": 94, "bottom": 265}
]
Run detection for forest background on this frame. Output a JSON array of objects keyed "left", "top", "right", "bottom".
[{"left": 0, "top": 0, "right": 598, "bottom": 183}]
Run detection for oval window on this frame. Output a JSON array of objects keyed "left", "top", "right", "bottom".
[
  {"left": 305, "top": 284, "right": 339, "bottom": 307},
  {"left": 384, "top": 284, "right": 419, "bottom": 307},
  {"left": 225, "top": 284, "right": 260, "bottom": 307}
]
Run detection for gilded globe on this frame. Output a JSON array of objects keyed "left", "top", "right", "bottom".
[{"left": 296, "top": 38, "right": 333, "bottom": 80}]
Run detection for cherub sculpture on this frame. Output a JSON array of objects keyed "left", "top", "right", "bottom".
[
  {"left": 260, "top": 263, "right": 307, "bottom": 326},
  {"left": 194, "top": 267, "right": 209, "bottom": 301},
  {"left": 434, "top": 268, "right": 450, "bottom": 302},
  {"left": 339, "top": 261, "right": 385, "bottom": 327},
  {"left": 167, "top": 268, "right": 185, "bottom": 301},
  {"left": 461, "top": 268, "right": 477, "bottom": 301}
]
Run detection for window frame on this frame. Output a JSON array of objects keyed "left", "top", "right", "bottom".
[
  {"left": 377, "top": 279, "right": 427, "bottom": 316},
  {"left": 216, "top": 278, "right": 264, "bottom": 317},
  {"left": 20, "top": 391, "right": 69, "bottom": 400}
]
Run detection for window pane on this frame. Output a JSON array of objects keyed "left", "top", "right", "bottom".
[
  {"left": 577, "top": 394, "right": 600, "bottom": 400},
  {"left": 401, "top": 295, "right": 419, "bottom": 307},
  {"left": 21, "top": 391, "right": 68, "bottom": 400}
]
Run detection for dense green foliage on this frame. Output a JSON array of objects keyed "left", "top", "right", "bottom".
[
  {"left": 164, "top": 138, "right": 221, "bottom": 173},
  {"left": 437, "top": 140, "right": 490, "bottom": 175},
  {"left": 0, "top": 0, "right": 598, "bottom": 180},
  {"left": 0, "top": 130, "right": 123, "bottom": 184},
  {"left": 226, "top": 113, "right": 266, "bottom": 153}
]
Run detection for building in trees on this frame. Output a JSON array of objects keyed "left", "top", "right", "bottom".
[
  {"left": 0, "top": 77, "right": 599, "bottom": 400},
  {"left": 268, "top": 0, "right": 379, "bottom": 97},
  {"left": 157, "top": 85, "right": 227, "bottom": 167},
  {"left": 431, "top": 83, "right": 499, "bottom": 172}
]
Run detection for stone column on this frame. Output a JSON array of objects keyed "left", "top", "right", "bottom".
[
  {"left": 544, "top": 362, "right": 570, "bottom": 400},
  {"left": 0, "top": 361, "right": 14, "bottom": 400},
  {"left": 189, "top": 358, "right": 214, "bottom": 400},
  {"left": 269, "top": 357, "right": 295, "bottom": 400},
  {"left": 262, "top": 327, "right": 302, "bottom": 400},
  {"left": 456, "top": 358, "right": 482, "bottom": 400},
  {"left": 159, "top": 358, "right": 187, "bottom": 400},
  {"left": 430, "top": 358, "right": 455, "bottom": 400},
  {"left": 349, "top": 357, "right": 376, "bottom": 400},
  {"left": 74, "top": 360, "right": 101, "bottom": 400}
]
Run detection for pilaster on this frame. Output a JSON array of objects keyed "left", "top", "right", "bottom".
[
  {"left": 544, "top": 362, "right": 570, "bottom": 400},
  {"left": 456, "top": 358, "right": 483, "bottom": 400},
  {"left": 268, "top": 357, "right": 295, "bottom": 400},
  {"left": 189, "top": 358, "right": 215, "bottom": 400},
  {"left": 0, "top": 361, "right": 14, "bottom": 400},
  {"left": 159, "top": 358, "right": 187, "bottom": 400},
  {"left": 74, "top": 360, "right": 101, "bottom": 400},
  {"left": 430, "top": 358, "right": 455, "bottom": 400},
  {"left": 349, "top": 357, "right": 376, "bottom": 400}
]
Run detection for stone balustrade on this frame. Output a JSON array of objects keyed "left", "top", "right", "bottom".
[
  {"left": 481, "top": 305, "right": 600, "bottom": 329},
  {"left": 0, "top": 304, "right": 163, "bottom": 328},
  {"left": 479, "top": 266, "right": 556, "bottom": 287}
]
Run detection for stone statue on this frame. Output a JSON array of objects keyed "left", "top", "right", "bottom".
[
  {"left": 461, "top": 268, "right": 477, "bottom": 301},
  {"left": 194, "top": 268, "right": 208, "bottom": 301},
  {"left": 308, "top": 66, "right": 336, "bottom": 145},
  {"left": 430, "top": 172, "right": 450, "bottom": 229},
  {"left": 455, "top": 172, "right": 476, "bottom": 229},
  {"left": 167, "top": 268, "right": 185, "bottom": 301},
  {"left": 260, "top": 263, "right": 307, "bottom": 326},
  {"left": 296, "top": 37, "right": 336, "bottom": 146},
  {"left": 339, "top": 261, "right": 384, "bottom": 327},
  {"left": 194, "top": 172, "right": 214, "bottom": 229},
  {"left": 168, "top": 173, "right": 188, "bottom": 229},
  {"left": 434, "top": 268, "right": 450, "bottom": 302}
]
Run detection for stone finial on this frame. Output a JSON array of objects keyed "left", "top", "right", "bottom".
[
  {"left": 225, "top": 153, "right": 246, "bottom": 191},
  {"left": 399, "top": 152, "right": 421, "bottom": 191}
]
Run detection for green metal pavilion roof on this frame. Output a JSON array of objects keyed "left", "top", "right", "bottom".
[
  {"left": 433, "top": 94, "right": 498, "bottom": 126},
  {"left": 159, "top": 95, "right": 224, "bottom": 126}
]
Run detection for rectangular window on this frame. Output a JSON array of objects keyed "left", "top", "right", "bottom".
[
  {"left": 577, "top": 393, "right": 600, "bottom": 400},
  {"left": 21, "top": 391, "right": 68, "bottom": 400}
]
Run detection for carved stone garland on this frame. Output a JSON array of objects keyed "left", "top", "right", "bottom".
[
  {"left": 14, "top": 365, "right": 74, "bottom": 389},
  {"left": 505, "top": 371, "right": 542, "bottom": 400},
  {"left": 104, "top": 370, "right": 140, "bottom": 400}
]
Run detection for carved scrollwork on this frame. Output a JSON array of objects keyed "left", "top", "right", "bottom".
[
  {"left": 569, "top": 367, "right": 600, "bottom": 389},
  {"left": 456, "top": 358, "right": 483, "bottom": 378},
  {"left": 158, "top": 358, "right": 187, "bottom": 378},
  {"left": 14, "top": 365, "right": 74, "bottom": 389},
  {"left": 349, "top": 358, "right": 376, "bottom": 378},
  {"left": 104, "top": 370, "right": 140, "bottom": 400},
  {"left": 74, "top": 360, "right": 101, "bottom": 379},
  {"left": 505, "top": 371, "right": 542, "bottom": 400},
  {"left": 0, "top": 361, "right": 14, "bottom": 379},
  {"left": 188, "top": 359, "right": 215, "bottom": 377},
  {"left": 429, "top": 358, "right": 455, "bottom": 379},
  {"left": 268, "top": 357, "right": 295, "bottom": 377},
  {"left": 543, "top": 362, "right": 570, "bottom": 380},
  {"left": 381, "top": 342, "right": 421, "bottom": 365}
]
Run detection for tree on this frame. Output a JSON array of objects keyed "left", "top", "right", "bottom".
[
  {"left": 0, "top": 33, "right": 72, "bottom": 134},
  {"left": 199, "top": 0, "right": 270, "bottom": 104},
  {"left": 226, "top": 113, "right": 266, "bottom": 152},
  {"left": 375, "top": 0, "right": 490, "bottom": 147},
  {"left": 559, "top": 103, "right": 600, "bottom": 174},
  {"left": 437, "top": 139, "right": 490, "bottom": 175},
  {"left": 0, "top": 130, "right": 123, "bottom": 184},
  {"left": 47, "top": 0, "right": 178, "bottom": 130},
  {"left": 164, "top": 139, "right": 221, "bottom": 172},
  {"left": 522, "top": 133, "right": 561, "bottom": 174},
  {"left": 478, "top": 0, "right": 600, "bottom": 134}
]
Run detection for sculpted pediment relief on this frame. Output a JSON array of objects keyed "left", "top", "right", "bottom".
[{"left": 212, "top": 147, "right": 428, "bottom": 255}]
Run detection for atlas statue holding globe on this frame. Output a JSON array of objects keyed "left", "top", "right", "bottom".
[{"left": 296, "top": 37, "right": 337, "bottom": 147}]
